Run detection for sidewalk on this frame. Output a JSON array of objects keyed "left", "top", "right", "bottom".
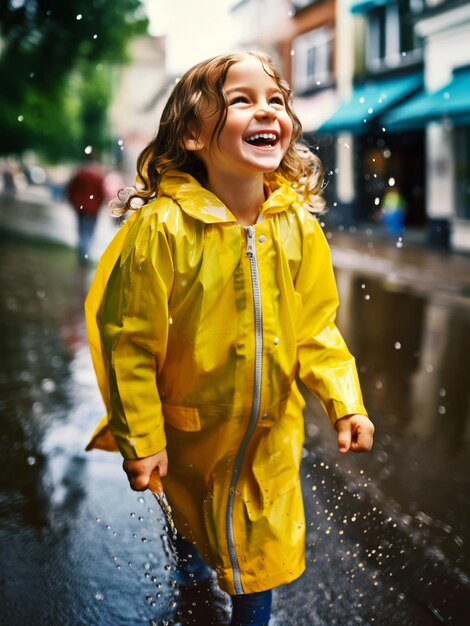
[
  {"left": 2, "top": 187, "right": 470, "bottom": 301},
  {"left": 326, "top": 223, "right": 470, "bottom": 303},
  {"left": 0, "top": 187, "right": 119, "bottom": 262}
]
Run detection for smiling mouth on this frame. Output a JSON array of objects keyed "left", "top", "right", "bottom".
[{"left": 244, "top": 132, "right": 279, "bottom": 147}]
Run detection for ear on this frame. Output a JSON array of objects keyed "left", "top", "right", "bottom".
[
  {"left": 183, "top": 127, "right": 205, "bottom": 152},
  {"left": 184, "top": 136, "right": 204, "bottom": 151}
]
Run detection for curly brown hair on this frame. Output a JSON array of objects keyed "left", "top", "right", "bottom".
[{"left": 111, "top": 50, "right": 325, "bottom": 216}]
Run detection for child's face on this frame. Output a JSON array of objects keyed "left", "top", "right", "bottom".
[{"left": 189, "top": 56, "right": 293, "bottom": 182}]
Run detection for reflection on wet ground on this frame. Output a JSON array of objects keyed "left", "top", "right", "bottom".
[{"left": 0, "top": 235, "right": 469, "bottom": 625}]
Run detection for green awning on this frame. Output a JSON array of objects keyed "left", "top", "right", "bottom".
[
  {"left": 349, "top": 0, "right": 391, "bottom": 15},
  {"left": 383, "top": 67, "right": 470, "bottom": 131},
  {"left": 318, "top": 73, "right": 422, "bottom": 135}
]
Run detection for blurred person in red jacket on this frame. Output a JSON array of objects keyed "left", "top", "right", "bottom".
[{"left": 67, "top": 154, "right": 105, "bottom": 263}]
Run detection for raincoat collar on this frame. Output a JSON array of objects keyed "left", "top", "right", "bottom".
[{"left": 157, "top": 170, "right": 300, "bottom": 224}]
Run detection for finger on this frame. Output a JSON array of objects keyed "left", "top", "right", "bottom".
[
  {"left": 336, "top": 422, "right": 351, "bottom": 454},
  {"left": 351, "top": 428, "right": 374, "bottom": 453},
  {"left": 122, "top": 460, "right": 150, "bottom": 491},
  {"left": 128, "top": 472, "right": 150, "bottom": 491},
  {"left": 157, "top": 458, "right": 168, "bottom": 478}
]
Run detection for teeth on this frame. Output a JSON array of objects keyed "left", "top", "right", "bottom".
[{"left": 245, "top": 133, "right": 277, "bottom": 143}]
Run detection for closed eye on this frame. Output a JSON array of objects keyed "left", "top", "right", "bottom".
[{"left": 229, "top": 96, "right": 249, "bottom": 105}]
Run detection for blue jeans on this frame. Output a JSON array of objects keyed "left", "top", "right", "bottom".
[
  {"left": 173, "top": 533, "right": 212, "bottom": 586},
  {"left": 174, "top": 535, "right": 272, "bottom": 625},
  {"left": 231, "top": 589, "right": 272, "bottom": 626},
  {"left": 76, "top": 213, "right": 97, "bottom": 260}
]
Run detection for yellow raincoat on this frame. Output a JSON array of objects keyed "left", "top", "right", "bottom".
[{"left": 85, "top": 170, "right": 367, "bottom": 595}]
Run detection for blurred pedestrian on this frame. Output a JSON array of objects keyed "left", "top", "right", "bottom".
[
  {"left": 85, "top": 51, "right": 374, "bottom": 626},
  {"left": 380, "top": 184, "right": 407, "bottom": 238},
  {"left": 1, "top": 161, "right": 16, "bottom": 199},
  {"left": 67, "top": 154, "right": 105, "bottom": 263}
]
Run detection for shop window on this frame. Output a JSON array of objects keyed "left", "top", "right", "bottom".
[
  {"left": 455, "top": 126, "right": 470, "bottom": 219},
  {"left": 293, "top": 27, "right": 333, "bottom": 93}
]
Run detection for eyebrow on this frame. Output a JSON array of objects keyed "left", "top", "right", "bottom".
[{"left": 225, "top": 86, "right": 283, "bottom": 96}]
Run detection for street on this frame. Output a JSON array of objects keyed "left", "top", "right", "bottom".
[{"left": 0, "top": 229, "right": 469, "bottom": 625}]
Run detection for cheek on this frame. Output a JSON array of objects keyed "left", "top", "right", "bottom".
[{"left": 282, "top": 119, "right": 294, "bottom": 150}]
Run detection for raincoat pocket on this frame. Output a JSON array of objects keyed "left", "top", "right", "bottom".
[{"left": 163, "top": 405, "right": 201, "bottom": 432}]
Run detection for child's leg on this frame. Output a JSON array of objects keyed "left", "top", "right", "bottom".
[
  {"left": 173, "top": 535, "right": 229, "bottom": 624},
  {"left": 173, "top": 533, "right": 213, "bottom": 587},
  {"left": 230, "top": 589, "right": 272, "bottom": 626}
]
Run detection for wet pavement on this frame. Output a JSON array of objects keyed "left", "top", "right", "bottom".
[{"left": 1, "top": 223, "right": 470, "bottom": 625}]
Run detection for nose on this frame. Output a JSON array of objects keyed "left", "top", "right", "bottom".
[{"left": 255, "top": 101, "right": 277, "bottom": 120}]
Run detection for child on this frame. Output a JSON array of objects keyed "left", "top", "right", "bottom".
[
  {"left": 85, "top": 51, "right": 374, "bottom": 626},
  {"left": 379, "top": 184, "right": 407, "bottom": 238}
]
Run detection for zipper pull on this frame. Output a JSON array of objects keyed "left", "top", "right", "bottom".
[{"left": 245, "top": 226, "right": 255, "bottom": 258}]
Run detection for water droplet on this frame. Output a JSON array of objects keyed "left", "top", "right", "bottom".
[
  {"left": 26, "top": 456, "right": 36, "bottom": 466},
  {"left": 41, "top": 378, "right": 56, "bottom": 393},
  {"left": 141, "top": 537, "right": 148, "bottom": 543},
  {"left": 138, "top": 496, "right": 145, "bottom": 504},
  {"left": 94, "top": 592, "right": 104, "bottom": 601},
  {"left": 76, "top": 14, "right": 83, "bottom": 20},
  {"left": 394, "top": 342, "right": 401, "bottom": 350}
]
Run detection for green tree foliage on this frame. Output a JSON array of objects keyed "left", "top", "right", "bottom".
[{"left": 0, "top": 0, "right": 148, "bottom": 161}]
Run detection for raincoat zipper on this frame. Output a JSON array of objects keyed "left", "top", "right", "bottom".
[{"left": 226, "top": 225, "right": 264, "bottom": 594}]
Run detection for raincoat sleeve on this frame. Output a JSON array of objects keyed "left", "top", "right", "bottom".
[
  {"left": 87, "top": 211, "right": 174, "bottom": 459},
  {"left": 295, "top": 215, "right": 367, "bottom": 425}
]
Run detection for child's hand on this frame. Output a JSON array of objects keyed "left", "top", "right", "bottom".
[
  {"left": 122, "top": 448, "right": 168, "bottom": 491},
  {"left": 334, "top": 414, "right": 374, "bottom": 454}
]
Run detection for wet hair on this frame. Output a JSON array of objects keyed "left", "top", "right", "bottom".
[{"left": 111, "top": 50, "right": 325, "bottom": 215}]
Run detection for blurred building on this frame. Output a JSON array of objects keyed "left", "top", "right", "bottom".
[
  {"left": 109, "top": 35, "right": 167, "bottom": 180},
  {"left": 231, "top": 0, "right": 470, "bottom": 253},
  {"left": 383, "top": 0, "right": 470, "bottom": 252}
]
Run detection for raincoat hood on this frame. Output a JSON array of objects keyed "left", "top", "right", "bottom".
[
  {"left": 157, "top": 169, "right": 300, "bottom": 223},
  {"left": 85, "top": 170, "right": 367, "bottom": 595}
]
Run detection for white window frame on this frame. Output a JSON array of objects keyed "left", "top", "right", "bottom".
[
  {"left": 293, "top": 26, "right": 333, "bottom": 93},
  {"left": 366, "top": 0, "right": 423, "bottom": 70},
  {"left": 366, "top": 2, "right": 401, "bottom": 70}
]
